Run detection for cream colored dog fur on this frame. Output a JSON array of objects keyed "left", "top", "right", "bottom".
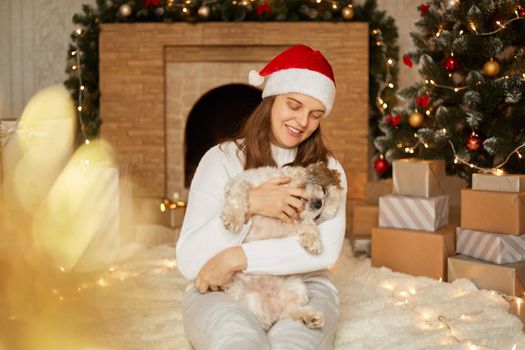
[{"left": 220, "top": 163, "right": 342, "bottom": 331}]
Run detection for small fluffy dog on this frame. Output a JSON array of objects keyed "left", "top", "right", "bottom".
[{"left": 220, "top": 163, "right": 342, "bottom": 331}]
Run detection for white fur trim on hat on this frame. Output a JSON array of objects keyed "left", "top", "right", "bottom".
[{"left": 261, "top": 68, "right": 336, "bottom": 115}]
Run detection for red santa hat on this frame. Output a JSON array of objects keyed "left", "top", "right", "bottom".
[{"left": 248, "top": 45, "right": 336, "bottom": 116}]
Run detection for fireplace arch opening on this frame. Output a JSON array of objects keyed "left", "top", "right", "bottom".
[{"left": 184, "top": 84, "right": 262, "bottom": 187}]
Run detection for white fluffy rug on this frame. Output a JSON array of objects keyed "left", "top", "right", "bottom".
[{"left": 96, "top": 240, "right": 525, "bottom": 350}]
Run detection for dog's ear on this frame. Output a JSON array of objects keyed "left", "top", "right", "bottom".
[
  {"left": 306, "top": 162, "right": 342, "bottom": 189},
  {"left": 330, "top": 169, "right": 342, "bottom": 189}
]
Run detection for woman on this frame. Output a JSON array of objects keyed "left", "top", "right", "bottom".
[{"left": 175, "top": 45, "right": 347, "bottom": 350}]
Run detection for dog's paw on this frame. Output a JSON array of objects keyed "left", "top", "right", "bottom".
[
  {"left": 303, "top": 310, "right": 325, "bottom": 329},
  {"left": 298, "top": 232, "right": 323, "bottom": 254},
  {"left": 220, "top": 212, "right": 245, "bottom": 233}
]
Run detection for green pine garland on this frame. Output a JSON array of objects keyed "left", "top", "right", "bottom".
[{"left": 64, "top": 0, "right": 399, "bottom": 141}]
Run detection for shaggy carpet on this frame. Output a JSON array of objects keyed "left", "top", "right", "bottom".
[{"left": 95, "top": 238, "right": 525, "bottom": 350}]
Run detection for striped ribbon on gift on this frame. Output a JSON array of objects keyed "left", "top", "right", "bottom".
[
  {"left": 379, "top": 194, "right": 449, "bottom": 232},
  {"left": 456, "top": 227, "right": 525, "bottom": 264}
]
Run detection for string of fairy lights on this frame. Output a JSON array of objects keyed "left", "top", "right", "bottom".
[
  {"left": 372, "top": 27, "right": 396, "bottom": 114},
  {"left": 71, "top": 28, "right": 91, "bottom": 145},
  {"left": 387, "top": 2, "right": 525, "bottom": 176},
  {"left": 381, "top": 279, "right": 522, "bottom": 349}
]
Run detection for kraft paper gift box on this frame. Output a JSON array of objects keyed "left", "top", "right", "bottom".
[
  {"left": 352, "top": 203, "right": 378, "bottom": 237},
  {"left": 393, "top": 159, "right": 446, "bottom": 198},
  {"left": 456, "top": 228, "right": 525, "bottom": 264},
  {"left": 448, "top": 255, "right": 525, "bottom": 296},
  {"left": 461, "top": 189, "right": 525, "bottom": 235},
  {"left": 379, "top": 194, "right": 449, "bottom": 232},
  {"left": 371, "top": 225, "right": 456, "bottom": 280},
  {"left": 472, "top": 173, "right": 525, "bottom": 193},
  {"left": 351, "top": 236, "right": 371, "bottom": 257},
  {"left": 365, "top": 179, "right": 393, "bottom": 204}
]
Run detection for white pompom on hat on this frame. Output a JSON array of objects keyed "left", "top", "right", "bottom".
[{"left": 248, "top": 45, "right": 336, "bottom": 116}]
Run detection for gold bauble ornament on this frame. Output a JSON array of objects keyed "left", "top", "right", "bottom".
[
  {"left": 341, "top": 5, "right": 354, "bottom": 20},
  {"left": 198, "top": 5, "right": 210, "bottom": 18},
  {"left": 444, "top": 0, "right": 460, "bottom": 9},
  {"left": 482, "top": 58, "right": 500, "bottom": 77},
  {"left": 118, "top": 3, "right": 133, "bottom": 17},
  {"left": 408, "top": 111, "right": 424, "bottom": 128}
]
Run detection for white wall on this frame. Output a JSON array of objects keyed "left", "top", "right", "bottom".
[
  {"left": 0, "top": 0, "right": 421, "bottom": 120},
  {"left": 0, "top": 0, "right": 95, "bottom": 120}
]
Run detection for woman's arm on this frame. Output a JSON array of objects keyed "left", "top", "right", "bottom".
[
  {"left": 241, "top": 159, "right": 347, "bottom": 275},
  {"left": 175, "top": 145, "right": 250, "bottom": 281}
]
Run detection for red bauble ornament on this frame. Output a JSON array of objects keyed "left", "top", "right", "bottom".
[
  {"left": 144, "top": 0, "right": 159, "bottom": 8},
  {"left": 466, "top": 132, "right": 482, "bottom": 151},
  {"left": 444, "top": 55, "right": 460, "bottom": 72},
  {"left": 374, "top": 157, "right": 389, "bottom": 174},
  {"left": 518, "top": 7, "right": 525, "bottom": 17}
]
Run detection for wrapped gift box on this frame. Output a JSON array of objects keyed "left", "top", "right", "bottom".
[
  {"left": 461, "top": 189, "right": 525, "bottom": 235},
  {"left": 352, "top": 203, "right": 378, "bottom": 237},
  {"left": 456, "top": 228, "right": 525, "bottom": 264},
  {"left": 393, "top": 159, "right": 446, "bottom": 198},
  {"left": 351, "top": 236, "right": 371, "bottom": 258},
  {"left": 371, "top": 225, "right": 456, "bottom": 280},
  {"left": 448, "top": 255, "right": 525, "bottom": 296},
  {"left": 365, "top": 179, "right": 393, "bottom": 204},
  {"left": 379, "top": 194, "right": 449, "bottom": 232},
  {"left": 472, "top": 173, "right": 525, "bottom": 193}
]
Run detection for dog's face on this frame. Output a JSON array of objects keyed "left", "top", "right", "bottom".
[{"left": 299, "top": 163, "right": 342, "bottom": 223}]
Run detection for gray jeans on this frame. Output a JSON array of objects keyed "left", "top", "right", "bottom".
[{"left": 182, "top": 278, "right": 340, "bottom": 350}]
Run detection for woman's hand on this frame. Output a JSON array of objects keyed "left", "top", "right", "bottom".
[
  {"left": 247, "top": 177, "right": 309, "bottom": 223},
  {"left": 195, "top": 246, "right": 247, "bottom": 293}
]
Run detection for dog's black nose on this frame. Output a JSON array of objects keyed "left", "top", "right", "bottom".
[{"left": 311, "top": 199, "right": 323, "bottom": 209}]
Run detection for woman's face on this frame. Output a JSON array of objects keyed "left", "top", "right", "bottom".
[{"left": 270, "top": 93, "right": 326, "bottom": 149}]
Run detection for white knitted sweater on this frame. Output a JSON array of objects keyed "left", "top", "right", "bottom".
[{"left": 175, "top": 141, "right": 347, "bottom": 280}]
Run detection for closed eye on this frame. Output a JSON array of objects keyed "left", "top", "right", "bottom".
[{"left": 288, "top": 102, "right": 301, "bottom": 111}]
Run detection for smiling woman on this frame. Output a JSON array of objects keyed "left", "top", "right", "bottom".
[
  {"left": 175, "top": 45, "right": 347, "bottom": 350},
  {"left": 270, "top": 94, "right": 324, "bottom": 149}
]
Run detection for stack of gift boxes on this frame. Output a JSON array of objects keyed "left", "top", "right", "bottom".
[
  {"left": 371, "top": 159, "right": 456, "bottom": 280},
  {"left": 448, "top": 173, "right": 525, "bottom": 297}
]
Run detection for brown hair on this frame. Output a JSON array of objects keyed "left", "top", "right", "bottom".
[{"left": 231, "top": 96, "right": 333, "bottom": 170}]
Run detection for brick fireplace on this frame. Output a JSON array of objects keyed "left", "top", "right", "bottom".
[{"left": 99, "top": 22, "right": 369, "bottom": 229}]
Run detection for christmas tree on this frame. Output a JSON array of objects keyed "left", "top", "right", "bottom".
[{"left": 372, "top": 0, "right": 525, "bottom": 182}]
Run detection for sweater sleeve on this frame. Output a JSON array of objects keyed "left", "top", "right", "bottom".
[
  {"left": 241, "top": 159, "right": 347, "bottom": 275},
  {"left": 175, "top": 145, "right": 250, "bottom": 280}
]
